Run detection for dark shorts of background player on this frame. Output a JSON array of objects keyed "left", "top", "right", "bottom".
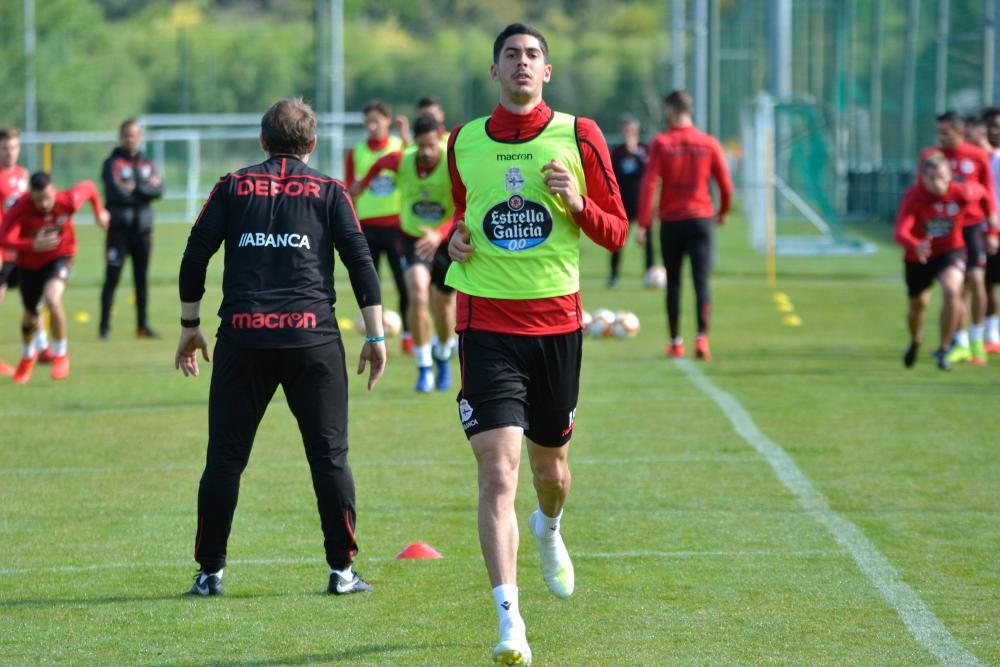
[
  {"left": 0, "top": 260, "right": 18, "bottom": 289},
  {"left": 987, "top": 250, "right": 1000, "bottom": 286},
  {"left": 399, "top": 233, "right": 454, "bottom": 293},
  {"left": 194, "top": 336, "right": 359, "bottom": 573},
  {"left": 19, "top": 256, "right": 72, "bottom": 314},
  {"left": 963, "top": 222, "right": 988, "bottom": 270},
  {"left": 904, "top": 250, "right": 965, "bottom": 298},
  {"left": 456, "top": 329, "right": 582, "bottom": 447}
]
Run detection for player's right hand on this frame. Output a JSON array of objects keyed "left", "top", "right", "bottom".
[
  {"left": 914, "top": 239, "right": 932, "bottom": 264},
  {"left": 635, "top": 226, "right": 648, "bottom": 247},
  {"left": 449, "top": 220, "right": 474, "bottom": 263},
  {"left": 32, "top": 228, "right": 60, "bottom": 252},
  {"left": 174, "top": 327, "right": 211, "bottom": 377}
]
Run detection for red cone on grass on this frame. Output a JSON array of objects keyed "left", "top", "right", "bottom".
[{"left": 395, "top": 543, "right": 443, "bottom": 559}]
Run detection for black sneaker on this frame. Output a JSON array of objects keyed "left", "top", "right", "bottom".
[
  {"left": 188, "top": 571, "right": 224, "bottom": 596},
  {"left": 136, "top": 327, "right": 159, "bottom": 339},
  {"left": 933, "top": 348, "right": 952, "bottom": 371},
  {"left": 903, "top": 342, "right": 919, "bottom": 368},
  {"left": 607, "top": 276, "right": 620, "bottom": 289},
  {"left": 327, "top": 570, "right": 373, "bottom": 595}
]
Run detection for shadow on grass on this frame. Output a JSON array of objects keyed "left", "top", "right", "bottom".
[
  {"left": 0, "top": 591, "right": 301, "bottom": 608},
  {"left": 147, "top": 643, "right": 465, "bottom": 666}
]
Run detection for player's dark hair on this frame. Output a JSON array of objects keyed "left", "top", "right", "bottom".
[
  {"left": 983, "top": 107, "right": 1000, "bottom": 122},
  {"left": 417, "top": 96, "right": 440, "bottom": 110},
  {"left": 413, "top": 113, "right": 440, "bottom": 138},
  {"left": 119, "top": 118, "right": 140, "bottom": 135},
  {"left": 493, "top": 23, "right": 549, "bottom": 64},
  {"left": 922, "top": 151, "right": 950, "bottom": 173},
  {"left": 29, "top": 171, "right": 51, "bottom": 191},
  {"left": 0, "top": 127, "right": 21, "bottom": 141},
  {"left": 664, "top": 90, "right": 694, "bottom": 115},
  {"left": 260, "top": 97, "right": 317, "bottom": 157},
  {"left": 964, "top": 115, "right": 985, "bottom": 129},
  {"left": 936, "top": 111, "right": 964, "bottom": 129},
  {"left": 362, "top": 99, "right": 392, "bottom": 118}
]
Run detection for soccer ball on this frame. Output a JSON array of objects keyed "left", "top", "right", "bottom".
[
  {"left": 353, "top": 309, "right": 403, "bottom": 337},
  {"left": 586, "top": 308, "right": 616, "bottom": 337},
  {"left": 611, "top": 310, "right": 640, "bottom": 339},
  {"left": 644, "top": 266, "right": 667, "bottom": 289}
]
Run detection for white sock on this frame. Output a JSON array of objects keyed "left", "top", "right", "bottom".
[
  {"left": 331, "top": 566, "right": 353, "bottom": 580},
  {"left": 492, "top": 584, "right": 524, "bottom": 638},
  {"left": 201, "top": 568, "right": 223, "bottom": 579},
  {"left": 415, "top": 343, "right": 432, "bottom": 368},
  {"left": 987, "top": 315, "right": 1000, "bottom": 343},
  {"left": 52, "top": 339, "right": 67, "bottom": 356},
  {"left": 955, "top": 329, "right": 970, "bottom": 347},
  {"left": 533, "top": 505, "right": 562, "bottom": 537},
  {"left": 671, "top": 336, "right": 683, "bottom": 345},
  {"left": 432, "top": 336, "right": 454, "bottom": 361},
  {"left": 22, "top": 340, "right": 36, "bottom": 359},
  {"left": 971, "top": 324, "right": 985, "bottom": 342},
  {"left": 35, "top": 330, "right": 49, "bottom": 350}
]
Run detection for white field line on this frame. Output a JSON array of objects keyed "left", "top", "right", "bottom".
[
  {"left": 0, "top": 549, "right": 842, "bottom": 577},
  {"left": 674, "top": 358, "right": 982, "bottom": 667}
]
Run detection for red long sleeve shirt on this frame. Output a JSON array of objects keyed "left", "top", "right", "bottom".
[
  {"left": 917, "top": 143, "right": 997, "bottom": 226},
  {"left": 447, "top": 101, "right": 629, "bottom": 335},
  {"left": 894, "top": 180, "right": 991, "bottom": 263},
  {"left": 0, "top": 180, "right": 104, "bottom": 270},
  {"left": 0, "top": 165, "right": 29, "bottom": 262},
  {"left": 637, "top": 124, "right": 732, "bottom": 227}
]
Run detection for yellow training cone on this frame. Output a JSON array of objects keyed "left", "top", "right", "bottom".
[
  {"left": 783, "top": 314, "right": 803, "bottom": 327},
  {"left": 74, "top": 311, "right": 91, "bottom": 323}
]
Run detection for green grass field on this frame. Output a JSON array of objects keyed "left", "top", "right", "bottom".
[{"left": 1, "top": 215, "right": 998, "bottom": 666}]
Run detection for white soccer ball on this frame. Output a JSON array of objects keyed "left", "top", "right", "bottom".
[
  {"left": 353, "top": 309, "right": 403, "bottom": 337},
  {"left": 611, "top": 310, "right": 640, "bottom": 339},
  {"left": 587, "top": 308, "right": 616, "bottom": 338},
  {"left": 644, "top": 266, "right": 667, "bottom": 289}
]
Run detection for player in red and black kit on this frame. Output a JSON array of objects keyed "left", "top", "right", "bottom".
[
  {"left": 637, "top": 89, "right": 733, "bottom": 361},
  {"left": 175, "top": 99, "right": 385, "bottom": 597},
  {"left": 446, "top": 24, "right": 628, "bottom": 665},
  {"left": 608, "top": 112, "right": 653, "bottom": 289},
  {"left": 345, "top": 100, "right": 412, "bottom": 353},
  {"left": 99, "top": 119, "right": 163, "bottom": 339},
  {"left": 916, "top": 111, "right": 1000, "bottom": 365},
  {"left": 0, "top": 173, "right": 109, "bottom": 384},
  {"left": 896, "top": 152, "right": 994, "bottom": 370},
  {"left": 0, "top": 128, "right": 30, "bottom": 376}
]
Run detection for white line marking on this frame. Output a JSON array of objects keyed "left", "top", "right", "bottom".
[
  {"left": 0, "top": 550, "right": 841, "bottom": 577},
  {"left": 675, "top": 358, "right": 982, "bottom": 667}
]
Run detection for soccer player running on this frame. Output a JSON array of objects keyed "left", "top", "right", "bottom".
[
  {"left": 0, "top": 173, "right": 109, "bottom": 383},
  {"left": 981, "top": 107, "right": 1000, "bottom": 353},
  {"left": 917, "top": 111, "right": 999, "bottom": 366},
  {"left": 446, "top": 23, "right": 628, "bottom": 666},
  {"left": 345, "top": 100, "right": 412, "bottom": 354},
  {"left": 637, "top": 90, "right": 733, "bottom": 361},
  {"left": 355, "top": 113, "right": 456, "bottom": 393},
  {"left": 99, "top": 118, "right": 163, "bottom": 339},
  {"left": 608, "top": 112, "right": 653, "bottom": 289},
  {"left": 896, "top": 152, "right": 994, "bottom": 370},
  {"left": 174, "top": 98, "right": 386, "bottom": 597},
  {"left": 0, "top": 128, "right": 30, "bottom": 375}
]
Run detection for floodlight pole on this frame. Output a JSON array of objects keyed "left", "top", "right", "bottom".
[
  {"left": 692, "top": 1, "right": 708, "bottom": 129},
  {"left": 934, "top": 0, "right": 950, "bottom": 113},
  {"left": 671, "top": 0, "right": 685, "bottom": 91},
  {"left": 330, "top": 0, "right": 344, "bottom": 178},
  {"left": 24, "top": 0, "right": 36, "bottom": 136}
]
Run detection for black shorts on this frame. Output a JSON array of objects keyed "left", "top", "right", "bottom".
[
  {"left": 457, "top": 330, "right": 582, "bottom": 447},
  {"left": 20, "top": 256, "right": 72, "bottom": 314},
  {"left": 0, "top": 259, "right": 18, "bottom": 289},
  {"left": 963, "top": 223, "right": 988, "bottom": 270},
  {"left": 904, "top": 251, "right": 965, "bottom": 298},
  {"left": 987, "top": 250, "right": 1000, "bottom": 286},
  {"left": 400, "top": 234, "right": 453, "bottom": 293}
]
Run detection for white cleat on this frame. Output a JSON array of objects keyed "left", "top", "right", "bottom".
[
  {"left": 493, "top": 638, "right": 532, "bottom": 666},
  {"left": 528, "top": 510, "right": 574, "bottom": 598}
]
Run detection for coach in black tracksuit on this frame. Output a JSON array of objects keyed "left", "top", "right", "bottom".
[
  {"left": 174, "top": 98, "right": 387, "bottom": 597},
  {"left": 100, "top": 119, "right": 163, "bottom": 338}
]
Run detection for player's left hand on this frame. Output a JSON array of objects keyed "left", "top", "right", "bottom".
[
  {"left": 174, "top": 327, "right": 211, "bottom": 377},
  {"left": 541, "top": 160, "right": 584, "bottom": 213},
  {"left": 97, "top": 209, "right": 111, "bottom": 230},
  {"left": 715, "top": 214, "right": 726, "bottom": 226},
  {"left": 357, "top": 340, "right": 386, "bottom": 391},
  {"left": 415, "top": 229, "right": 442, "bottom": 261}
]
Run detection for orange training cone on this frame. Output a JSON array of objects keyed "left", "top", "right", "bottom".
[{"left": 395, "top": 543, "right": 443, "bottom": 559}]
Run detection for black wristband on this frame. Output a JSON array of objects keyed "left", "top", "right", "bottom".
[{"left": 180, "top": 317, "right": 201, "bottom": 328}]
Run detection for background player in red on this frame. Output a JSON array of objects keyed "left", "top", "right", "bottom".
[
  {"left": 0, "top": 128, "right": 30, "bottom": 375},
  {"left": 637, "top": 89, "right": 733, "bottom": 360},
  {"left": 916, "top": 111, "right": 999, "bottom": 365},
  {"left": 895, "top": 152, "right": 994, "bottom": 370},
  {"left": 982, "top": 107, "right": 1000, "bottom": 352},
  {"left": 0, "top": 172, "right": 109, "bottom": 383}
]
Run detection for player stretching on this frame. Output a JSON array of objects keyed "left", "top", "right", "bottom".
[
  {"left": 355, "top": 113, "right": 456, "bottom": 392},
  {"left": 637, "top": 90, "right": 733, "bottom": 360},
  {"left": 917, "top": 112, "right": 999, "bottom": 366},
  {"left": 896, "top": 153, "right": 994, "bottom": 370},
  {"left": 0, "top": 173, "right": 109, "bottom": 383},
  {"left": 446, "top": 23, "right": 628, "bottom": 665}
]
